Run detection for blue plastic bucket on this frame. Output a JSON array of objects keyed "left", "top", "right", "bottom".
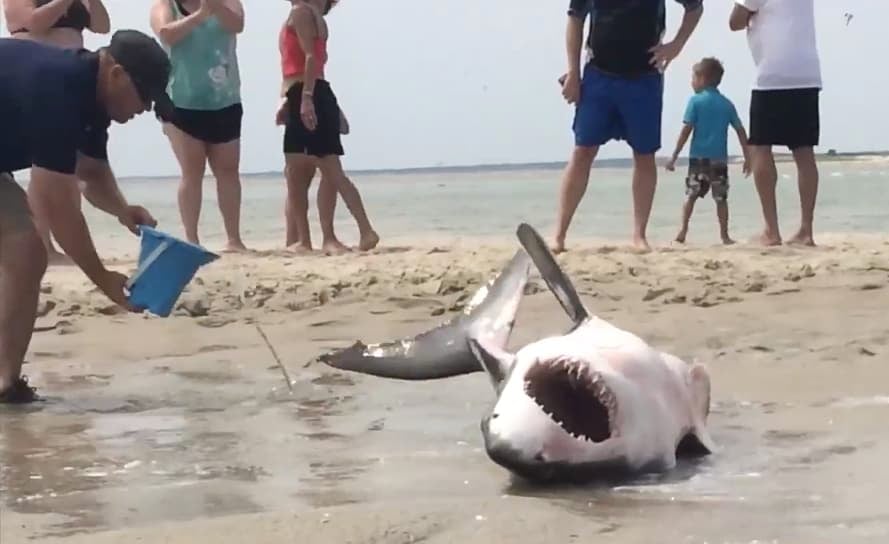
[{"left": 126, "top": 226, "right": 219, "bottom": 317}]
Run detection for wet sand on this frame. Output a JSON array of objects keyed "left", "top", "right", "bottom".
[{"left": 3, "top": 235, "right": 889, "bottom": 543}]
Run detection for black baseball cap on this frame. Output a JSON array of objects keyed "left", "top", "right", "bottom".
[{"left": 105, "top": 29, "right": 174, "bottom": 118}]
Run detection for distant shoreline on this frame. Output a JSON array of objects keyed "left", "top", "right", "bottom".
[{"left": 112, "top": 149, "right": 889, "bottom": 182}]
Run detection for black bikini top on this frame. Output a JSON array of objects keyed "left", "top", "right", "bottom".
[{"left": 11, "top": 0, "right": 92, "bottom": 34}]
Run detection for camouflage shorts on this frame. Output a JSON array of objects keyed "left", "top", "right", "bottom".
[
  {"left": 685, "top": 158, "right": 729, "bottom": 202},
  {"left": 0, "top": 172, "right": 34, "bottom": 234}
]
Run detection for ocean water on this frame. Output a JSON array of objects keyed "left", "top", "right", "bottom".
[{"left": 72, "top": 159, "right": 888, "bottom": 256}]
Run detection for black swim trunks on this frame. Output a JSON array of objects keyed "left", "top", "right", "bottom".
[
  {"left": 685, "top": 158, "right": 729, "bottom": 202},
  {"left": 749, "top": 88, "right": 820, "bottom": 150},
  {"left": 165, "top": 102, "right": 243, "bottom": 145},
  {"left": 283, "top": 79, "right": 344, "bottom": 158}
]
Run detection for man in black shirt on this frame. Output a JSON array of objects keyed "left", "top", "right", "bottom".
[
  {"left": 553, "top": 0, "right": 704, "bottom": 252},
  {"left": 0, "top": 30, "right": 172, "bottom": 403}
]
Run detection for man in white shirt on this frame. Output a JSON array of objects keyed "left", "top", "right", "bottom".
[{"left": 730, "top": 0, "right": 821, "bottom": 246}]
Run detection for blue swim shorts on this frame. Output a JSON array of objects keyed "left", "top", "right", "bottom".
[{"left": 572, "top": 64, "right": 664, "bottom": 154}]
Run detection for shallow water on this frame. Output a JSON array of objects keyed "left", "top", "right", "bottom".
[
  {"left": 2, "top": 288, "right": 887, "bottom": 542},
  {"left": 54, "top": 159, "right": 889, "bottom": 257}
]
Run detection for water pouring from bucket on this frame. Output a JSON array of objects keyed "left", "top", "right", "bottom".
[{"left": 126, "top": 226, "right": 219, "bottom": 317}]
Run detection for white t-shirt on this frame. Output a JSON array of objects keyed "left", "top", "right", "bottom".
[{"left": 739, "top": 0, "right": 822, "bottom": 90}]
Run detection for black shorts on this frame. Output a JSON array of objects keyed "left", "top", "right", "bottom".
[
  {"left": 283, "top": 79, "right": 344, "bottom": 157},
  {"left": 749, "top": 88, "right": 820, "bottom": 150},
  {"left": 165, "top": 103, "right": 243, "bottom": 144},
  {"left": 685, "top": 158, "right": 729, "bottom": 202}
]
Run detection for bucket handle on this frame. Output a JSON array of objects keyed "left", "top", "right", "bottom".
[{"left": 125, "top": 238, "right": 174, "bottom": 291}]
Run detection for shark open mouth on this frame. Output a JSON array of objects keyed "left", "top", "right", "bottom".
[{"left": 523, "top": 359, "right": 615, "bottom": 443}]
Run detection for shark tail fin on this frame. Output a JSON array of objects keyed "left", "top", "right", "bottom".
[{"left": 316, "top": 249, "right": 532, "bottom": 380}]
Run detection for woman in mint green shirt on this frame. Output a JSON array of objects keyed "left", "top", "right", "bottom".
[{"left": 150, "top": 0, "right": 247, "bottom": 251}]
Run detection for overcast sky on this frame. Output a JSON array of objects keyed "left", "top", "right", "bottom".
[{"left": 3, "top": 0, "right": 886, "bottom": 177}]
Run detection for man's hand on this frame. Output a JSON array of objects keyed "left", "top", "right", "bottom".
[
  {"left": 742, "top": 156, "right": 752, "bottom": 177},
  {"left": 665, "top": 157, "right": 677, "bottom": 172},
  {"left": 118, "top": 205, "right": 157, "bottom": 235},
  {"left": 561, "top": 71, "right": 581, "bottom": 104},
  {"left": 97, "top": 269, "right": 143, "bottom": 312},
  {"left": 649, "top": 40, "right": 683, "bottom": 72}
]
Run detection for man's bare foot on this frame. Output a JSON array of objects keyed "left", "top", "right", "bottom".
[
  {"left": 287, "top": 242, "right": 313, "bottom": 254},
  {"left": 358, "top": 230, "right": 380, "bottom": 251},
  {"left": 222, "top": 240, "right": 249, "bottom": 253},
  {"left": 721, "top": 236, "right": 736, "bottom": 245},
  {"left": 322, "top": 239, "right": 351, "bottom": 255},
  {"left": 754, "top": 232, "right": 782, "bottom": 247},
  {"left": 633, "top": 236, "right": 652, "bottom": 253},
  {"left": 675, "top": 231, "right": 687, "bottom": 244},
  {"left": 551, "top": 237, "right": 567, "bottom": 254},
  {"left": 787, "top": 230, "right": 815, "bottom": 247}
]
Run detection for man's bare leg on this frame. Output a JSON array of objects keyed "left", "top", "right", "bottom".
[
  {"left": 788, "top": 146, "right": 818, "bottom": 246},
  {"left": 316, "top": 173, "right": 350, "bottom": 255},
  {"left": 0, "top": 177, "right": 47, "bottom": 401},
  {"left": 552, "top": 145, "right": 598, "bottom": 253},
  {"left": 675, "top": 196, "right": 697, "bottom": 243},
  {"left": 316, "top": 156, "right": 379, "bottom": 252},
  {"left": 631, "top": 152, "right": 657, "bottom": 252},
  {"left": 750, "top": 145, "right": 782, "bottom": 246}
]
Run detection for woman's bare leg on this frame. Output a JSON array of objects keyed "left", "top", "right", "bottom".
[
  {"left": 207, "top": 139, "right": 248, "bottom": 252},
  {"left": 284, "top": 153, "right": 317, "bottom": 252},
  {"left": 164, "top": 124, "right": 208, "bottom": 245},
  {"left": 316, "top": 155, "right": 379, "bottom": 251}
]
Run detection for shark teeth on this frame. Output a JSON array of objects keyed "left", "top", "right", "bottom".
[{"left": 523, "top": 358, "right": 617, "bottom": 443}]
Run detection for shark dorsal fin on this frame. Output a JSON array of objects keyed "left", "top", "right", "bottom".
[{"left": 516, "top": 223, "right": 589, "bottom": 325}]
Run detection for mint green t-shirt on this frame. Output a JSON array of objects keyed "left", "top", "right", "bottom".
[{"left": 165, "top": 0, "right": 241, "bottom": 111}]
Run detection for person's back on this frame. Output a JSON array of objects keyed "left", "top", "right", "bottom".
[
  {"left": 0, "top": 38, "right": 101, "bottom": 175},
  {"left": 743, "top": 0, "right": 820, "bottom": 91},
  {"left": 686, "top": 88, "right": 741, "bottom": 162}
]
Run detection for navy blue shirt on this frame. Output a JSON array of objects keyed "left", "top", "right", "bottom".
[
  {"left": 568, "top": 0, "right": 703, "bottom": 77},
  {"left": 0, "top": 38, "right": 110, "bottom": 175}
]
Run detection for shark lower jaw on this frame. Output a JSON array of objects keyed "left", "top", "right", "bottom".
[{"left": 522, "top": 358, "right": 618, "bottom": 444}]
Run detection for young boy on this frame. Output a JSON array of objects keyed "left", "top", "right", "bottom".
[
  {"left": 666, "top": 57, "right": 750, "bottom": 245},
  {"left": 553, "top": 0, "right": 704, "bottom": 253}
]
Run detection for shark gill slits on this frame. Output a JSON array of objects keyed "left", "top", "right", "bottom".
[{"left": 524, "top": 360, "right": 612, "bottom": 443}]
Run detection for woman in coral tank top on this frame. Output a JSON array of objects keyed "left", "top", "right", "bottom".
[{"left": 277, "top": 0, "right": 378, "bottom": 255}]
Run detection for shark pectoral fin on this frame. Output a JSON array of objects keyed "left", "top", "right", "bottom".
[
  {"left": 468, "top": 336, "right": 516, "bottom": 392},
  {"left": 515, "top": 223, "right": 589, "bottom": 325},
  {"left": 316, "top": 249, "right": 531, "bottom": 381},
  {"left": 677, "top": 362, "right": 717, "bottom": 455}
]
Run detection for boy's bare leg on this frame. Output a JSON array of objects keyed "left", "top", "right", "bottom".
[
  {"left": 553, "top": 145, "right": 597, "bottom": 253},
  {"left": 675, "top": 196, "right": 697, "bottom": 243},
  {"left": 750, "top": 145, "right": 782, "bottom": 246},
  {"left": 632, "top": 152, "right": 657, "bottom": 252},
  {"left": 787, "top": 146, "right": 818, "bottom": 246},
  {"left": 716, "top": 201, "right": 734, "bottom": 244}
]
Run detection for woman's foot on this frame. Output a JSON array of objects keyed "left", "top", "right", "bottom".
[
  {"left": 223, "top": 239, "right": 249, "bottom": 253},
  {"left": 322, "top": 239, "right": 351, "bottom": 256},
  {"left": 287, "top": 242, "right": 314, "bottom": 254},
  {"left": 358, "top": 230, "right": 380, "bottom": 251}
]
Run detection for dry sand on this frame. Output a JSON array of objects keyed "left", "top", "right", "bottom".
[{"left": 3, "top": 234, "right": 889, "bottom": 543}]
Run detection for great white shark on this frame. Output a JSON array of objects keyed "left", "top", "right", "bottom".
[{"left": 318, "top": 223, "right": 716, "bottom": 483}]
